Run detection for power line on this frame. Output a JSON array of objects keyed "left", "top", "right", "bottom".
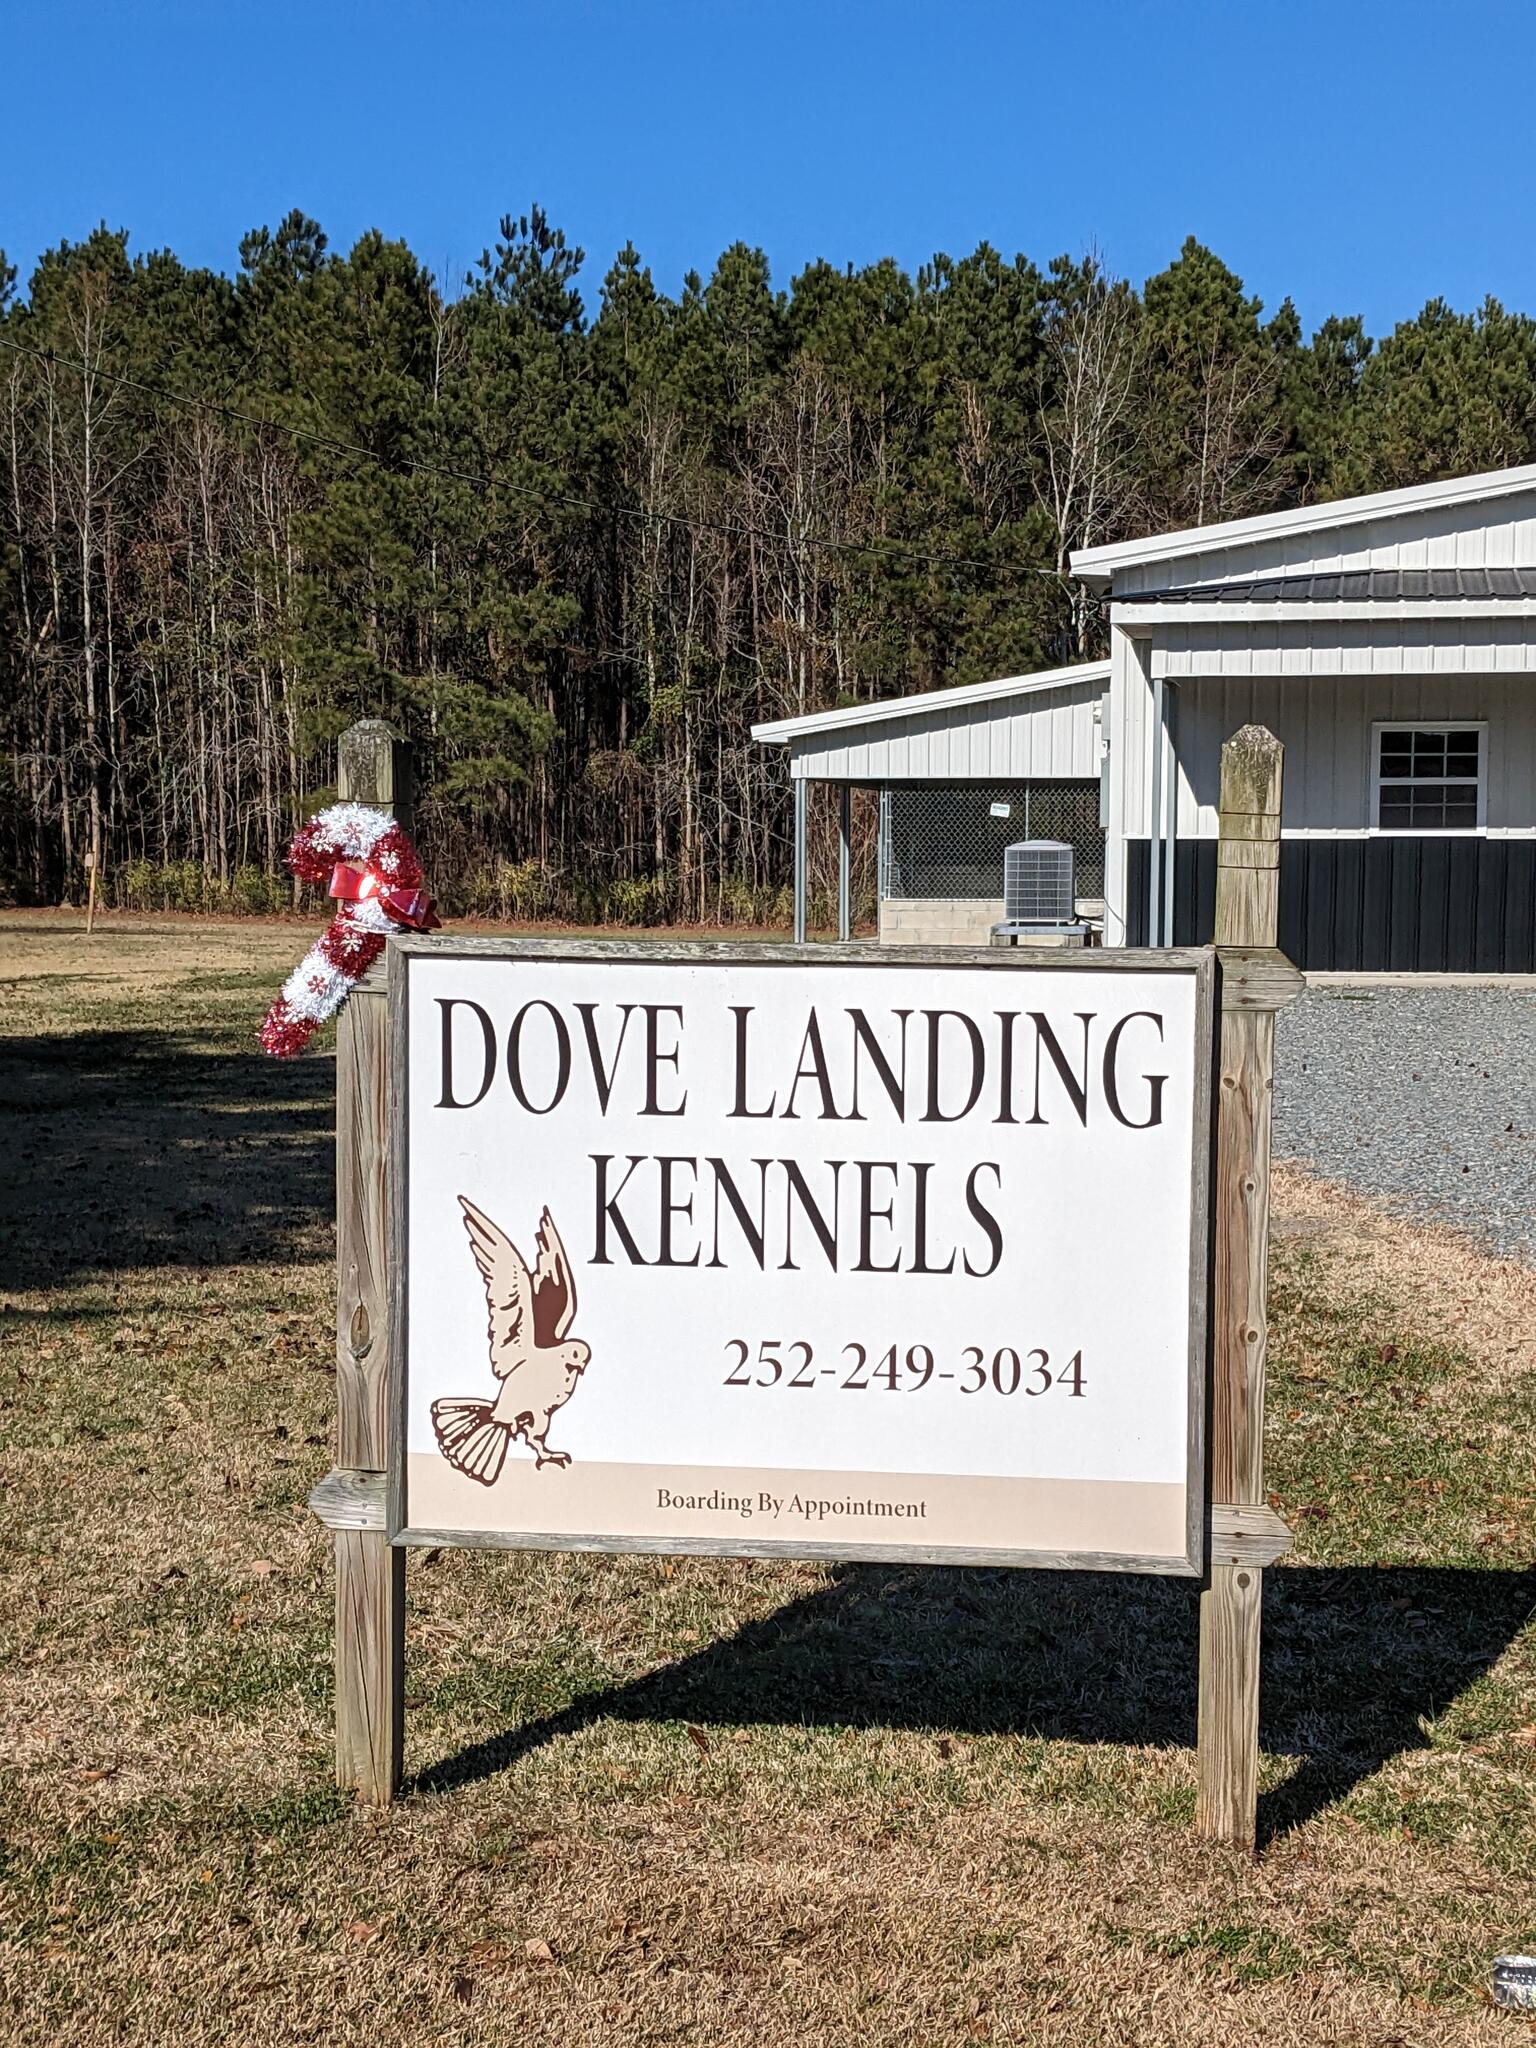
[{"left": 0, "top": 333, "right": 1072, "bottom": 585}]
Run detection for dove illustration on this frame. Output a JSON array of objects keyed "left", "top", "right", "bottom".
[{"left": 431, "top": 1197, "right": 591, "bottom": 1485}]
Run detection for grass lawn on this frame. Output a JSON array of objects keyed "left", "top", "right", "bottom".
[{"left": 2, "top": 912, "right": 1534, "bottom": 2046}]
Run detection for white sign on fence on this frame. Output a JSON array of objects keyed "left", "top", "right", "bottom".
[{"left": 389, "top": 940, "right": 1213, "bottom": 1573}]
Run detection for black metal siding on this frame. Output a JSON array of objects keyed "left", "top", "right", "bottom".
[{"left": 1124, "top": 837, "right": 1536, "bottom": 970}]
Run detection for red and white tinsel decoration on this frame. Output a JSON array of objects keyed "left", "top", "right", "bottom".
[{"left": 259, "top": 803, "right": 439, "bottom": 1058}]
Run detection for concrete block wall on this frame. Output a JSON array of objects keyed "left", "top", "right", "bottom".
[{"left": 878, "top": 897, "right": 1004, "bottom": 946}]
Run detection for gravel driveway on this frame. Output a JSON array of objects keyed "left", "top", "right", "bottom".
[{"left": 1272, "top": 984, "right": 1536, "bottom": 1262}]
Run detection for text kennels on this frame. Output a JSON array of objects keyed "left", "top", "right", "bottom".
[{"left": 432, "top": 992, "right": 1171, "bottom": 1278}]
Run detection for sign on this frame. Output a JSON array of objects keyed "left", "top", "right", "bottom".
[
  {"left": 318, "top": 722, "right": 1292, "bottom": 1843},
  {"left": 389, "top": 940, "right": 1214, "bottom": 1573}
]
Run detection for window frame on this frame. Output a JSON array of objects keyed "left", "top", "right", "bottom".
[{"left": 1369, "top": 720, "right": 1487, "bottom": 836}]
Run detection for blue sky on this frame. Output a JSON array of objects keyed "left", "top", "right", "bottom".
[{"left": 5, "top": 0, "right": 1535, "bottom": 340}]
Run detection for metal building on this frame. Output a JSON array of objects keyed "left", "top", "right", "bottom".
[
  {"left": 757, "top": 462, "right": 1536, "bottom": 970},
  {"left": 1077, "top": 462, "right": 1536, "bottom": 968},
  {"left": 752, "top": 660, "right": 1109, "bottom": 945}
]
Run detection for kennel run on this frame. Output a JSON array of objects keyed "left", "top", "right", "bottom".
[{"left": 309, "top": 720, "right": 1301, "bottom": 1855}]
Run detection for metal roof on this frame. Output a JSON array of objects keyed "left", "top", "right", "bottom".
[
  {"left": 1069, "top": 461, "right": 1536, "bottom": 587},
  {"left": 1138, "top": 567, "right": 1536, "bottom": 605},
  {"left": 751, "top": 658, "right": 1111, "bottom": 745}
]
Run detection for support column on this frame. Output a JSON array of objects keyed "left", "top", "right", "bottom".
[
  {"left": 1104, "top": 624, "right": 1153, "bottom": 950},
  {"left": 323, "top": 718, "right": 406, "bottom": 1805},
  {"left": 1148, "top": 671, "right": 1164, "bottom": 948},
  {"left": 1162, "top": 683, "right": 1178, "bottom": 948},
  {"left": 1196, "top": 724, "right": 1286, "bottom": 1853},
  {"left": 330, "top": 971, "right": 404, "bottom": 1803},
  {"left": 793, "top": 776, "right": 808, "bottom": 945},
  {"left": 837, "top": 784, "right": 851, "bottom": 941}
]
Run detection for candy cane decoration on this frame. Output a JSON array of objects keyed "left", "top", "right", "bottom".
[{"left": 260, "top": 803, "right": 440, "bottom": 1058}]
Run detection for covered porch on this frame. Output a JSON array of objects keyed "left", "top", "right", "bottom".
[{"left": 1119, "top": 664, "right": 1536, "bottom": 969}]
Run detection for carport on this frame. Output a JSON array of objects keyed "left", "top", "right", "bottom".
[{"left": 751, "top": 660, "right": 1110, "bottom": 944}]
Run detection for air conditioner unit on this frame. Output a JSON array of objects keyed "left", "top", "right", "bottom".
[{"left": 1003, "top": 839, "right": 1075, "bottom": 926}]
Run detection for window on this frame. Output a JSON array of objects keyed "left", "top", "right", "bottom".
[{"left": 1374, "top": 725, "right": 1485, "bottom": 832}]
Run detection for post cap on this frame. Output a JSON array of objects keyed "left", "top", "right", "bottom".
[{"left": 1219, "top": 724, "right": 1283, "bottom": 821}]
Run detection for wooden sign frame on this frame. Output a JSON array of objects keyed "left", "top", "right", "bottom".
[
  {"left": 309, "top": 723, "right": 1302, "bottom": 1852},
  {"left": 385, "top": 937, "right": 1216, "bottom": 1577}
]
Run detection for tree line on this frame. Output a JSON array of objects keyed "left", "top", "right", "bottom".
[{"left": 4, "top": 211, "right": 1536, "bottom": 921}]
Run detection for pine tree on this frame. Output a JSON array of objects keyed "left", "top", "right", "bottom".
[
  {"left": 1334, "top": 298, "right": 1536, "bottom": 493},
  {"left": 1139, "top": 237, "right": 1293, "bottom": 528}
]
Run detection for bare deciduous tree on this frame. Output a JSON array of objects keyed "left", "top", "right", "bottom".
[{"left": 1034, "top": 254, "right": 1144, "bottom": 659}]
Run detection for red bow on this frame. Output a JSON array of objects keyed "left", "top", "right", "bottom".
[{"left": 328, "top": 861, "right": 442, "bottom": 932}]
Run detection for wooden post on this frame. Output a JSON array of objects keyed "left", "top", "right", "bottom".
[
  {"left": 331, "top": 976, "right": 404, "bottom": 1801},
  {"left": 324, "top": 719, "right": 406, "bottom": 1803},
  {"left": 1197, "top": 724, "right": 1287, "bottom": 1851},
  {"left": 84, "top": 849, "right": 99, "bottom": 935},
  {"left": 337, "top": 717, "right": 413, "bottom": 832}
]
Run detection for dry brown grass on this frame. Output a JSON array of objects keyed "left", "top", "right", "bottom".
[
  {"left": 1, "top": 917, "right": 1534, "bottom": 2046},
  {"left": 1272, "top": 1161, "right": 1536, "bottom": 1384}
]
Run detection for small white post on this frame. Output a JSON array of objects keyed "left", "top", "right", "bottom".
[
  {"left": 1162, "top": 685, "right": 1178, "bottom": 948},
  {"left": 793, "top": 777, "right": 808, "bottom": 945},
  {"left": 1148, "top": 672, "right": 1165, "bottom": 946},
  {"left": 837, "top": 784, "right": 851, "bottom": 941}
]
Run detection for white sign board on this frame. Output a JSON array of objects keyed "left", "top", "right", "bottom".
[{"left": 390, "top": 941, "right": 1212, "bottom": 1573}]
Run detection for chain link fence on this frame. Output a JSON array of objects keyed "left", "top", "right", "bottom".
[{"left": 879, "top": 782, "right": 1104, "bottom": 903}]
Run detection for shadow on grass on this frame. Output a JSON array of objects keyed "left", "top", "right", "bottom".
[
  {"left": 0, "top": 1028, "right": 333, "bottom": 1284},
  {"left": 413, "top": 1560, "right": 1536, "bottom": 1846}
]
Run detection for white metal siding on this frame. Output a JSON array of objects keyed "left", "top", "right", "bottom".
[
  {"left": 1171, "top": 673, "right": 1536, "bottom": 836},
  {"left": 1112, "top": 631, "right": 1157, "bottom": 839},
  {"left": 1153, "top": 615, "right": 1536, "bottom": 678},
  {"left": 1115, "top": 490, "right": 1536, "bottom": 595},
  {"left": 786, "top": 678, "right": 1101, "bottom": 781}
]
